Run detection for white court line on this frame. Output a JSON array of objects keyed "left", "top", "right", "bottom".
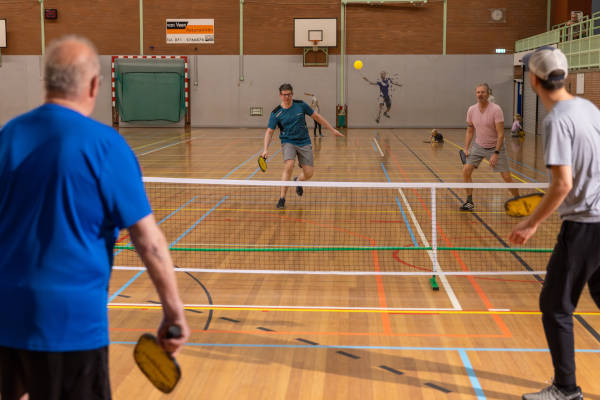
[
  {"left": 373, "top": 137, "right": 384, "bottom": 157},
  {"left": 397, "top": 188, "right": 462, "bottom": 310},
  {"left": 488, "top": 308, "right": 511, "bottom": 312},
  {"left": 112, "top": 266, "right": 546, "bottom": 275},
  {"left": 139, "top": 137, "right": 195, "bottom": 156},
  {"left": 108, "top": 302, "right": 461, "bottom": 311},
  {"left": 143, "top": 176, "right": 549, "bottom": 189}
]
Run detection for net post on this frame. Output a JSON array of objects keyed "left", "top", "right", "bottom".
[
  {"left": 429, "top": 187, "right": 440, "bottom": 291},
  {"left": 184, "top": 56, "right": 191, "bottom": 132},
  {"left": 111, "top": 56, "right": 119, "bottom": 128}
]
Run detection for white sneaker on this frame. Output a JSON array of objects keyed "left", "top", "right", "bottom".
[{"left": 522, "top": 384, "right": 582, "bottom": 400}]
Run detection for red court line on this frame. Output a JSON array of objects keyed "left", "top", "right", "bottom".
[
  {"left": 116, "top": 233, "right": 130, "bottom": 244},
  {"left": 259, "top": 211, "right": 392, "bottom": 335},
  {"left": 388, "top": 149, "right": 512, "bottom": 338},
  {"left": 392, "top": 250, "right": 430, "bottom": 272},
  {"left": 370, "top": 240, "right": 393, "bottom": 334}
]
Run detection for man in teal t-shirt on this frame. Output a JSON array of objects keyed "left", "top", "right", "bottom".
[{"left": 262, "top": 83, "right": 344, "bottom": 209}]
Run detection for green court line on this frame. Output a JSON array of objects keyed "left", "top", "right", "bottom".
[{"left": 114, "top": 245, "right": 552, "bottom": 253}]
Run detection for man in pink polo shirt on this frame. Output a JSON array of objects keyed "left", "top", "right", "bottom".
[{"left": 460, "top": 83, "right": 519, "bottom": 211}]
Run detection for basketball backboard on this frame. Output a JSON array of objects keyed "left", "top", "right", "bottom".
[
  {"left": 294, "top": 18, "right": 336, "bottom": 48},
  {"left": 0, "top": 20, "right": 6, "bottom": 48}
]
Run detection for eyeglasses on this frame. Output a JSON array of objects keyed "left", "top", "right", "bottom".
[{"left": 280, "top": 92, "right": 293, "bottom": 97}]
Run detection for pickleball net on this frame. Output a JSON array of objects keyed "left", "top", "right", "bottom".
[{"left": 113, "top": 178, "right": 556, "bottom": 278}]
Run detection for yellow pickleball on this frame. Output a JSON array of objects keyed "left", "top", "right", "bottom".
[{"left": 353, "top": 60, "right": 363, "bottom": 70}]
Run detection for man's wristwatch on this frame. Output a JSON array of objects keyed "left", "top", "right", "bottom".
[{"left": 494, "top": 150, "right": 500, "bottom": 154}]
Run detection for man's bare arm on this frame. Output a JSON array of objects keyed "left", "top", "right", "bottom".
[
  {"left": 362, "top": 77, "right": 376, "bottom": 85},
  {"left": 311, "top": 111, "right": 344, "bottom": 137},
  {"left": 494, "top": 121, "right": 505, "bottom": 151},
  {"left": 129, "top": 214, "right": 189, "bottom": 355},
  {"left": 262, "top": 128, "right": 275, "bottom": 158},
  {"left": 464, "top": 124, "right": 475, "bottom": 155}
]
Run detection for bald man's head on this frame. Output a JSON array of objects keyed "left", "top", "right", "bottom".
[{"left": 44, "top": 35, "right": 100, "bottom": 100}]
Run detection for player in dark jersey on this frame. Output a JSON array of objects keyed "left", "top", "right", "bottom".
[{"left": 363, "top": 71, "right": 402, "bottom": 123}]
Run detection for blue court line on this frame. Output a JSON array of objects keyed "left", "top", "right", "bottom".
[
  {"left": 110, "top": 196, "right": 227, "bottom": 301},
  {"left": 371, "top": 141, "right": 378, "bottom": 154},
  {"left": 113, "top": 195, "right": 200, "bottom": 257},
  {"left": 380, "top": 162, "right": 392, "bottom": 182},
  {"left": 109, "top": 196, "right": 204, "bottom": 301},
  {"left": 395, "top": 198, "right": 418, "bottom": 246},
  {"left": 459, "top": 349, "right": 486, "bottom": 400},
  {"left": 108, "top": 271, "right": 145, "bottom": 303},
  {"left": 509, "top": 157, "right": 548, "bottom": 177},
  {"left": 170, "top": 196, "right": 228, "bottom": 247},
  {"left": 509, "top": 167, "right": 538, "bottom": 183},
  {"left": 448, "top": 138, "right": 545, "bottom": 183},
  {"left": 108, "top": 342, "right": 600, "bottom": 353},
  {"left": 222, "top": 150, "right": 261, "bottom": 179},
  {"left": 380, "top": 163, "right": 419, "bottom": 247},
  {"left": 110, "top": 147, "right": 261, "bottom": 299},
  {"left": 247, "top": 149, "right": 282, "bottom": 180}
]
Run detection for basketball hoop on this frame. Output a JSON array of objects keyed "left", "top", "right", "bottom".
[{"left": 296, "top": 22, "right": 333, "bottom": 67}]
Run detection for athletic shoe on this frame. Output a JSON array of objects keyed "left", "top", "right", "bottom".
[
  {"left": 376, "top": 118, "right": 380, "bottom": 124},
  {"left": 522, "top": 384, "right": 582, "bottom": 400},
  {"left": 294, "top": 177, "right": 303, "bottom": 196},
  {"left": 384, "top": 112, "right": 390, "bottom": 118},
  {"left": 460, "top": 200, "right": 474, "bottom": 211},
  {"left": 276, "top": 198, "right": 285, "bottom": 209}
]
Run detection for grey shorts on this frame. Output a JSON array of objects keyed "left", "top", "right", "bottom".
[
  {"left": 466, "top": 142, "right": 510, "bottom": 172},
  {"left": 282, "top": 142, "right": 314, "bottom": 167}
]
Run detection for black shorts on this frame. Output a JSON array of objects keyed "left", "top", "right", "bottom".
[
  {"left": 380, "top": 95, "right": 391, "bottom": 108},
  {"left": 0, "top": 345, "right": 111, "bottom": 400}
]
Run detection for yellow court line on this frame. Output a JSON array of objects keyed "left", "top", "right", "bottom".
[
  {"left": 107, "top": 304, "right": 600, "bottom": 316},
  {"left": 444, "top": 138, "right": 545, "bottom": 193}
]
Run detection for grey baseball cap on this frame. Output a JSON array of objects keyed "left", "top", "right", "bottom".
[{"left": 522, "top": 45, "right": 569, "bottom": 81}]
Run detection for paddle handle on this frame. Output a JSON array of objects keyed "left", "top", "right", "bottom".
[{"left": 166, "top": 325, "right": 182, "bottom": 339}]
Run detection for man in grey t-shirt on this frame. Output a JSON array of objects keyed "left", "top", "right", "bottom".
[{"left": 510, "top": 46, "right": 600, "bottom": 400}]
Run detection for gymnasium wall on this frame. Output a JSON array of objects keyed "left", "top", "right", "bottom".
[
  {"left": 346, "top": 55, "right": 513, "bottom": 128},
  {"left": 565, "top": 70, "right": 600, "bottom": 106},
  {"left": 3, "top": 0, "right": 547, "bottom": 55},
  {"left": 0, "top": 54, "right": 513, "bottom": 129}
]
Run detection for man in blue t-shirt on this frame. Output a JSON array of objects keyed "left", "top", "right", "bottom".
[
  {"left": 0, "top": 36, "right": 189, "bottom": 400},
  {"left": 363, "top": 71, "right": 402, "bottom": 123},
  {"left": 262, "top": 83, "right": 344, "bottom": 209},
  {"left": 510, "top": 46, "right": 600, "bottom": 400}
]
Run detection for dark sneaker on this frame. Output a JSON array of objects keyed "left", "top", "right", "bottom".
[
  {"left": 460, "top": 200, "right": 474, "bottom": 211},
  {"left": 276, "top": 198, "right": 285, "bottom": 209},
  {"left": 376, "top": 117, "right": 380, "bottom": 124},
  {"left": 294, "top": 177, "right": 303, "bottom": 197},
  {"left": 522, "top": 384, "right": 582, "bottom": 400}
]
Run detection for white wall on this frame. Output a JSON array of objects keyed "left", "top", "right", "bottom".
[
  {"left": 0, "top": 56, "right": 44, "bottom": 126},
  {"left": 1, "top": 54, "right": 514, "bottom": 129},
  {"left": 346, "top": 54, "right": 514, "bottom": 128}
]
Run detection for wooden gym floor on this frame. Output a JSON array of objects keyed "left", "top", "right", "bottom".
[{"left": 107, "top": 127, "right": 600, "bottom": 399}]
